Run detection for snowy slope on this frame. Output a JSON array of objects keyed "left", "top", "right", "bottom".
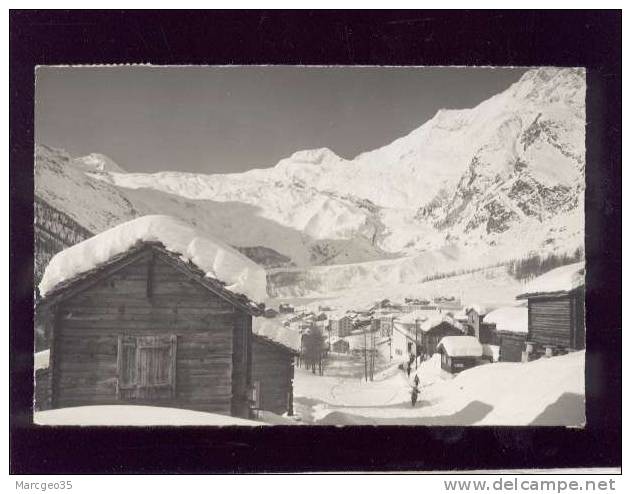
[{"left": 35, "top": 67, "right": 585, "bottom": 298}]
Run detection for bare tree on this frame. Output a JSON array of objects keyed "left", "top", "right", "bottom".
[{"left": 302, "top": 325, "right": 327, "bottom": 375}]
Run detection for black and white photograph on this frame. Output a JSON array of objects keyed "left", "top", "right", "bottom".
[
  {"left": 32, "top": 65, "right": 587, "bottom": 427},
  {"left": 9, "top": 9, "right": 621, "bottom": 475}
]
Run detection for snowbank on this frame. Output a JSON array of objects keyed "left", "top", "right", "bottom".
[
  {"left": 441, "top": 351, "right": 585, "bottom": 425},
  {"left": 437, "top": 336, "right": 484, "bottom": 357},
  {"left": 253, "top": 317, "right": 301, "bottom": 352},
  {"left": 34, "top": 349, "right": 50, "bottom": 371},
  {"left": 518, "top": 262, "right": 584, "bottom": 298},
  {"left": 485, "top": 306, "right": 528, "bottom": 333},
  {"left": 38, "top": 215, "right": 268, "bottom": 303},
  {"left": 34, "top": 405, "right": 262, "bottom": 426}
]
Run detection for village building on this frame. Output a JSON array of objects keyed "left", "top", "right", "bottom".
[
  {"left": 484, "top": 306, "right": 529, "bottom": 362},
  {"left": 517, "top": 262, "right": 585, "bottom": 358},
  {"left": 391, "top": 311, "right": 465, "bottom": 362},
  {"left": 263, "top": 307, "right": 279, "bottom": 318},
  {"left": 251, "top": 318, "right": 300, "bottom": 416},
  {"left": 34, "top": 216, "right": 276, "bottom": 419},
  {"left": 436, "top": 336, "right": 485, "bottom": 373},
  {"left": 278, "top": 303, "right": 295, "bottom": 314},
  {"left": 331, "top": 338, "right": 350, "bottom": 354},
  {"left": 329, "top": 314, "right": 353, "bottom": 337},
  {"left": 464, "top": 305, "right": 497, "bottom": 343}
]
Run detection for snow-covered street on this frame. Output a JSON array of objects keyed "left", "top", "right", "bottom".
[{"left": 293, "top": 351, "right": 585, "bottom": 426}]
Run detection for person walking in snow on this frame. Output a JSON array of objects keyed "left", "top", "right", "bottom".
[
  {"left": 411, "top": 385, "right": 419, "bottom": 407},
  {"left": 413, "top": 373, "right": 420, "bottom": 387}
]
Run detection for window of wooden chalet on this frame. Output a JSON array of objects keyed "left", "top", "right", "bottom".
[{"left": 117, "top": 335, "right": 177, "bottom": 400}]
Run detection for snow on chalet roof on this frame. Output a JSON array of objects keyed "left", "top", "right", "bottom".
[
  {"left": 517, "top": 262, "right": 585, "bottom": 299},
  {"left": 437, "top": 336, "right": 484, "bottom": 358},
  {"left": 252, "top": 317, "right": 301, "bottom": 354},
  {"left": 484, "top": 307, "right": 529, "bottom": 334},
  {"left": 38, "top": 215, "right": 268, "bottom": 305},
  {"left": 394, "top": 311, "right": 464, "bottom": 336}
]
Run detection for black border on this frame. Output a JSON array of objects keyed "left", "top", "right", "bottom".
[{"left": 10, "top": 10, "right": 622, "bottom": 473}]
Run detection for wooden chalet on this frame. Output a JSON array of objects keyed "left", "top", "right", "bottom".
[
  {"left": 331, "top": 338, "right": 350, "bottom": 354},
  {"left": 36, "top": 240, "right": 264, "bottom": 419},
  {"left": 517, "top": 262, "right": 585, "bottom": 357},
  {"left": 484, "top": 307, "right": 529, "bottom": 362},
  {"left": 251, "top": 333, "right": 298, "bottom": 416},
  {"left": 464, "top": 305, "right": 496, "bottom": 343},
  {"left": 392, "top": 312, "right": 465, "bottom": 361},
  {"left": 437, "top": 336, "right": 484, "bottom": 374}
]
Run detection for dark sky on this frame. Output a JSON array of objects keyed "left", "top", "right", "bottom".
[{"left": 35, "top": 66, "right": 528, "bottom": 174}]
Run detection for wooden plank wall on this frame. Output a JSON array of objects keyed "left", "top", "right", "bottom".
[
  {"left": 231, "top": 311, "right": 252, "bottom": 417},
  {"left": 252, "top": 339, "right": 293, "bottom": 415},
  {"left": 52, "top": 251, "right": 241, "bottom": 415},
  {"left": 571, "top": 288, "right": 585, "bottom": 350},
  {"left": 498, "top": 332, "right": 527, "bottom": 362},
  {"left": 528, "top": 297, "right": 572, "bottom": 348},
  {"left": 423, "top": 323, "right": 463, "bottom": 356}
]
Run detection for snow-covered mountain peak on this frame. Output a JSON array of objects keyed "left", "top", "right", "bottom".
[
  {"left": 73, "top": 153, "right": 127, "bottom": 173},
  {"left": 282, "top": 147, "right": 342, "bottom": 166},
  {"left": 35, "top": 66, "right": 585, "bottom": 282}
]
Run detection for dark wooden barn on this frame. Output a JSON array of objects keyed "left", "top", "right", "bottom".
[
  {"left": 436, "top": 336, "right": 484, "bottom": 374},
  {"left": 36, "top": 241, "right": 263, "bottom": 419},
  {"left": 516, "top": 262, "right": 585, "bottom": 356},
  {"left": 420, "top": 320, "right": 465, "bottom": 357},
  {"left": 484, "top": 307, "right": 529, "bottom": 363},
  {"left": 251, "top": 333, "right": 298, "bottom": 416}
]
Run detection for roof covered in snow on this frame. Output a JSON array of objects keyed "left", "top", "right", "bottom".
[
  {"left": 484, "top": 306, "right": 529, "bottom": 334},
  {"left": 252, "top": 317, "right": 301, "bottom": 354},
  {"left": 394, "top": 311, "right": 465, "bottom": 338},
  {"left": 464, "top": 304, "right": 488, "bottom": 316},
  {"left": 38, "top": 215, "right": 268, "bottom": 308},
  {"left": 437, "top": 336, "right": 484, "bottom": 358},
  {"left": 517, "top": 262, "right": 585, "bottom": 299}
]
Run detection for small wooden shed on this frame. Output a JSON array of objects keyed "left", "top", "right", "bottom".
[
  {"left": 517, "top": 262, "right": 585, "bottom": 356},
  {"left": 251, "top": 318, "right": 300, "bottom": 416},
  {"left": 35, "top": 217, "right": 267, "bottom": 419},
  {"left": 437, "top": 336, "right": 484, "bottom": 374},
  {"left": 420, "top": 317, "right": 466, "bottom": 357},
  {"left": 484, "top": 306, "right": 529, "bottom": 362}
]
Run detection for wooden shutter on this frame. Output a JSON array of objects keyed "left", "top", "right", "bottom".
[
  {"left": 117, "top": 335, "right": 177, "bottom": 401},
  {"left": 117, "top": 336, "right": 138, "bottom": 399},
  {"left": 136, "top": 335, "right": 177, "bottom": 400}
]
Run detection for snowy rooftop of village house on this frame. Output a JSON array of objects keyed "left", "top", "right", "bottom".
[
  {"left": 394, "top": 311, "right": 465, "bottom": 334},
  {"left": 252, "top": 317, "right": 301, "bottom": 353},
  {"left": 484, "top": 306, "right": 529, "bottom": 334},
  {"left": 37, "top": 215, "right": 268, "bottom": 305},
  {"left": 517, "top": 261, "right": 585, "bottom": 299},
  {"left": 437, "top": 336, "right": 484, "bottom": 358},
  {"left": 463, "top": 303, "right": 488, "bottom": 315}
]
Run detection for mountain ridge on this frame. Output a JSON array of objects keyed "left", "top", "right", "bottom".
[{"left": 34, "top": 67, "right": 585, "bottom": 294}]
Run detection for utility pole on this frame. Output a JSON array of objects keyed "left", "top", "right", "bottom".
[
  {"left": 363, "top": 324, "right": 368, "bottom": 382},
  {"left": 415, "top": 319, "right": 419, "bottom": 370}
]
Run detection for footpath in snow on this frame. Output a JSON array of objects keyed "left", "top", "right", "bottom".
[{"left": 293, "top": 351, "right": 585, "bottom": 426}]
